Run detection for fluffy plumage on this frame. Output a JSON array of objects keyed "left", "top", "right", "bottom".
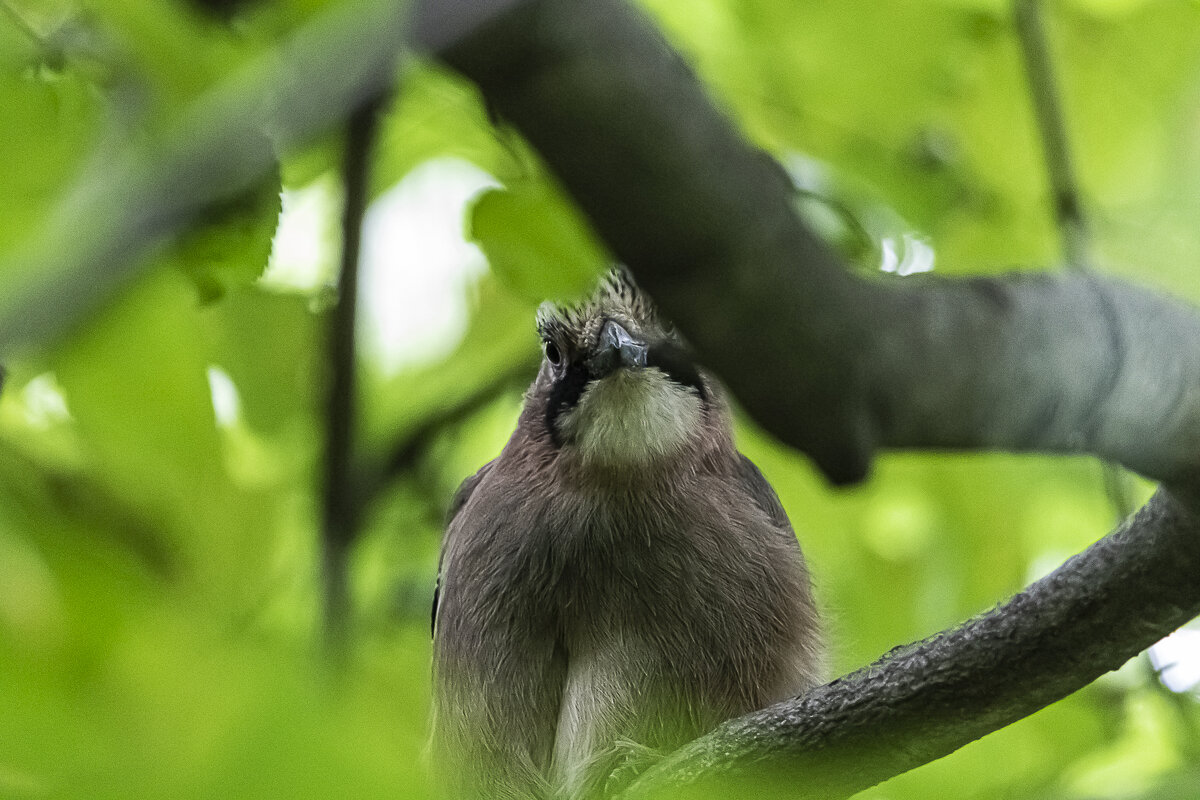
[{"left": 430, "top": 270, "right": 822, "bottom": 800}]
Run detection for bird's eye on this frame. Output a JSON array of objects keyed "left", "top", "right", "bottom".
[{"left": 544, "top": 341, "right": 562, "bottom": 365}]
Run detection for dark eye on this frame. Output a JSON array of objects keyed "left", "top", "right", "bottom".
[{"left": 544, "top": 341, "right": 562, "bottom": 365}]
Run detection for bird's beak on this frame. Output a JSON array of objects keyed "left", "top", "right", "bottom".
[{"left": 586, "top": 319, "right": 647, "bottom": 378}]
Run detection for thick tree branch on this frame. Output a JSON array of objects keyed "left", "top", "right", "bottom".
[{"left": 435, "top": 0, "right": 1200, "bottom": 488}]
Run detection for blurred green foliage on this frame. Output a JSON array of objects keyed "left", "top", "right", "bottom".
[
  {"left": 469, "top": 181, "right": 610, "bottom": 303},
  {"left": 0, "top": 0, "right": 1198, "bottom": 798}
]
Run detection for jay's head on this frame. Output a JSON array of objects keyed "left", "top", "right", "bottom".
[{"left": 531, "top": 269, "right": 720, "bottom": 469}]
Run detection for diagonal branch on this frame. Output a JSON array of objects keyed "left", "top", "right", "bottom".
[
  {"left": 620, "top": 486, "right": 1200, "bottom": 798},
  {"left": 435, "top": 0, "right": 1200, "bottom": 488},
  {"left": 366, "top": 361, "right": 532, "bottom": 497}
]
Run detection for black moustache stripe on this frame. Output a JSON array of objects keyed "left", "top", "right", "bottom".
[
  {"left": 545, "top": 343, "right": 706, "bottom": 447},
  {"left": 646, "top": 343, "right": 708, "bottom": 401},
  {"left": 546, "top": 361, "right": 591, "bottom": 445}
]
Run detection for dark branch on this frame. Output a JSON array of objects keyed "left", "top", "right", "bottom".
[
  {"left": 621, "top": 486, "right": 1200, "bottom": 799},
  {"left": 350, "top": 360, "right": 532, "bottom": 519},
  {"left": 321, "top": 94, "right": 385, "bottom": 661},
  {"left": 1014, "top": 0, "right": 1092, "bottom": 270},
  {"left": 375, "top": 363, "right": 531, "bottom": 485},
  {"left": 435, "top": 0, "right": 1200, "bottom": 487}
]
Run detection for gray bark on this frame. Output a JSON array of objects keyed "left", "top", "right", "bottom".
[
  {"left": 435, "top": 0, "right": 1200, "bottom": 488},
  {"left": 430, "top": 1, "right": 1200, "bottom": 795},
  {"left": 618, "top": 486, "right": 1200, "bottom": 799}
]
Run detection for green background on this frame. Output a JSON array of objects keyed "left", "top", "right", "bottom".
[{"left": 1, "top": 0, "right": 1198, "bottom": 797}]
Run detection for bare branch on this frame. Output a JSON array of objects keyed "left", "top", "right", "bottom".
[
  {"left": 1014, "top": 0, "right": 1093, "bottom": 269},
  {"left": 321, "top": 95, "right": 385, "bottom": 661},
  {"left": 375, "top": 363, "right": 531, "bottom": 485},
  {"left": 622, "top": 486, "right": 1200, "bottom": 798},
  {"left": 436, "top": 0, "right": 1200, "bottom": 487}
]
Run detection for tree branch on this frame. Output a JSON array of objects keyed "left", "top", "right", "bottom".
[
  {"left": 1014, "top": 0, "right": 1092, "bottom": 270},
  {"left": 351, "top": 361, "right": 532, "bottom": 522},
  {"left": 321, "top": 95, "right": 385, "bottom": 661},
  {"left": 620, "top": 486, "right": 1200, "bottom": 798},
  {"left": 370, "top": 362, "right": 530, "bottom": 489},
  {"left": 435, "top": 0, "right": 1200, "bottom": 488}
]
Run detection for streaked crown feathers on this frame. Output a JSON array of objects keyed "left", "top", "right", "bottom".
[{"left": 536, "top": 268, "right": 660, "bottom": 351}]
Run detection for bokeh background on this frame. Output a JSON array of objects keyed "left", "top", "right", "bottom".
[{"left": 3, "top": 0, "right": 1200, "bottom": 797}]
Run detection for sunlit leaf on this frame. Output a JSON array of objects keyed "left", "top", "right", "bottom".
[
  {"left": 174, "top": 175, "right": 282, "bottom": 301},
  {"left": 468, "top": 181, "right": 610, "bottom": 303}
]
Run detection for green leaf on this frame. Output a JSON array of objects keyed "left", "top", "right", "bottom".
[
  {"left": 373, "top": 65, "right": 519, "bottom": 191},
  {"left": 0, "top": 68, "right": 104, "bottom": 258},
  {"left": 46, "top": 270, "right": 278, "bottom": 600},
  {"left": 468, "top": 181, "right": 609, "bottom": 303},
  {"left": 174, "top": 175, "right": 283, "bottom": 302},
  {"left": 199, "top": 285, "right": 320, "bottom": 437}
]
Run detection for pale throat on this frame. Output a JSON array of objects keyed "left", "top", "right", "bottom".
[{"left": 558, "top": 369, "right": 705, "bottom": 467}]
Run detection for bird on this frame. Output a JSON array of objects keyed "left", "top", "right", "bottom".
[{"left": 429, "top": 268, "right": 823, "bottom": 800}]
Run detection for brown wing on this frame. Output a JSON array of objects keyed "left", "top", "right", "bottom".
[
  {"left": 735, "top": 453, "right": 793, "bottom": 532},
  {"left": 432, "top": 459, "right": 495, "bottom": 638}
]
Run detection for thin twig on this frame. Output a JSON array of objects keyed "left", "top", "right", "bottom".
[
  {"left": 338, "top": 361, "right": 532, "bottom": 543},
  {"left": 321, "top": 94, "right": 385, "bottom": 663},
  {"left": 1014, "top": 0, "right": 1092, "bottom": 269},
  {"left": 1014, "top": 0, "right": 1135, "bottom": 519}
]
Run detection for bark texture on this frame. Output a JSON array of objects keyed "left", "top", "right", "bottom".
[
  {"left": 435, "top": 0, "right": 1200, "bottom": 488},
  {"left": 619, "top": 487, "right": 1200, "bottom": 798},
  {"left": 427, "top": 0, "right": 1200, "bottom": 794}
]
